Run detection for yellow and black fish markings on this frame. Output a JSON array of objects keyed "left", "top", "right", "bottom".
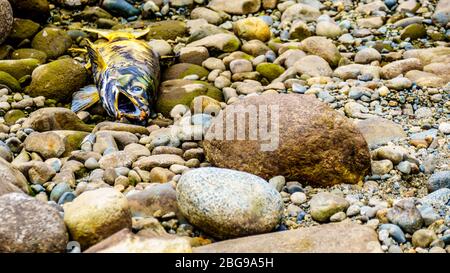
[{"left": 71, "top": 28, "right": 160, "bottom": 124}]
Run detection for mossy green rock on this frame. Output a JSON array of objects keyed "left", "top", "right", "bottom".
[
  {"left": 162, "top": 63, "right": 209, "bottom": 81},
  {"left": 146, "top": 20, "right": 188, "bottom": 40},
  {"left": 4, "top": 109, "right": 26, "bottom": 126},
  {"left": 0, "top": 58, "right": 40, "bottom": 80},
  {"left": 156, "top": 79, "right": 224, "bottom": 117},
  {"left": 0, "top": 71, "right": 21, "bottom": 92},
  {"left": 0, "top": 44, "right": 13, "bottom": 60},
  {"left": 31, "top": 27, "right": 72, "bottom": 59},
  {"left": 8, "top": 18, "right": 41, "bottom": 42},
  {"left": 27, "top": 58, "right": 87, "bottom": 102},
  {"left": 256, "top": 63, "right": 286, "bottom": 81},
  {"left": 11, "top": 48, "right": 47, "bottom": 63},
  {"left": 400, "top": 23, "right": 426, "bottom": 40}
]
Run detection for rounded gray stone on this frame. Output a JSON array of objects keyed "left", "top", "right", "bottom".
[{"left": 176, "top": 167, "right": 283, "bottom": 238}]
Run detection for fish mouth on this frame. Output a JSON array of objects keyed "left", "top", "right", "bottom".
[{"left": 115, "top": 90, "right": 148, "bottom": 121}]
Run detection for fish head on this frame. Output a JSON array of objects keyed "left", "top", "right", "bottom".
[{"left": 102, "top": 70, "right": 154, "bottom": 124}]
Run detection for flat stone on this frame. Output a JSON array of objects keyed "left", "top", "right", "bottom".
[{"left": 193, "top": 222, "right": 382, "bottom": 253}]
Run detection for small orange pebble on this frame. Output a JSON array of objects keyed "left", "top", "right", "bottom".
[{"left": 409, "top": 139, "right": 428, "bottom": 148}]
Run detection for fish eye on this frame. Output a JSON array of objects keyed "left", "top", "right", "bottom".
[{"left": 130, "top": 86, "right": 144, "bottom": 93}]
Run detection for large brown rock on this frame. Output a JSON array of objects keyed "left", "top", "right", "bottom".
[
  {"left": 0, "top": 193, "right": 68, "bottom": 252},
  {"left": 0, "top": 0, "right": 13, "bottom": 45},
  {"left": 203, "top": 94, "right": 371, "bottom": 187},
  {"left": 194, "top": 222, "right": 382, "bottom": 253}
]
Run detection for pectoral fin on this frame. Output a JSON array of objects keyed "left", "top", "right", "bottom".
[{"left": 71, "top": 85, "right": 100, "bottom": 113}]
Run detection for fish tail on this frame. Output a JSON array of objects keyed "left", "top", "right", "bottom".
[{"left": 82, "top": 27, "right": 150, "bottom": 41}]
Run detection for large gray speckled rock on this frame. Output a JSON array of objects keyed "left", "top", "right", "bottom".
[
  {"left": 176, "top": 167, "right": 283, "bottom": 239},
  {"left": 0, "top": 0, "right": 13, "bottom": 45},
  {"left": 0, "top": 193, "right": 69, "bottom": 252}
]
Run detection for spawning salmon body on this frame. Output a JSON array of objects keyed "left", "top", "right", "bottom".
[{"left": 89, "top": 37, "right": 160, "bottom": 121}]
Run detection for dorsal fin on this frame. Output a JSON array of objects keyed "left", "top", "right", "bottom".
[
  {"left": 82, "top": 27, "right": 150, "bottom": 41},
  {"left": 85, "top": 39, "right": 106, "bottom": 71}
]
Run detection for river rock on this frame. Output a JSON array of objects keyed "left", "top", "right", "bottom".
[
  {"left": 156, "top": 79, "right": 223, "bottom": 116},
  {"left": 127, "top": 182, "right": 179, "bottom": 217},
  {"left": 194, "top": 222, "right": 382, "bottom": 253},
  {"left": 27, "top": 58, "right": 87, "bottom": 102},
  {"left": 295, "top": 55, "right": 333, "bottom": 77},
  {"left": 255, "top": 63, "right": 285, "bottom": 81},
  {"left": 162, "top": 63, "right": 209, "bottom": 81},
  {"left": 300, "top": 36, "right": 342, "bottom": 67},
  {"left": 11, "top": 48, "right": 47, "bottom": 64},
  {"left": 22, "top": 107, "right": 93, "bottom": 132},
  {"left": 31, "top": 28, "right": 72, "bottom": 60},
  {"left": 0, "top": 0, "right": 13, "bottom": 45},
  {"left": 403, "top": 47, "right": 450, "bottom": 65},
  {"left": 381, "top": 58, "right": 423, "bottom": 79},
  {"left": 315, "top": 21, "right": 342, "bottom": 38},
  {"left": 387, "top": 199, "right": 423, "bottom": 234},
  {"left": 433, "top": 0, "right": 450, "bottom": 26},
  {"left": 412, "top": 229, "right": 438, "bottom": 248},
  {"left": 0, "top": 71, "right": 20, "bottom": 92},
  {"left": 281, "top": 3, "right": 321, "bottom": 23},
  {"left": 132, "top": 154, "right": 185, "bottom": 170},
  {"left": 0, "top": 58, "right": 40, "bottom": 80},
  {"left": 63, "top": 187, "right": 132, "bottom": 249},
  {"left": 177, "top": 167, "right": 283, "bottom": 238},
  {"left": 208, "top": 0, "right": 261, "bottom": 15},
  {"left": 101, "top": 0, "right": 140, "bottom": 17},
  {"left": 333, "top": 64, "right": 380, "bottom": 80},
  {"left": 9, "top": 0, "right": 50, "bottom": 22},
  {"left": 427, "top": 171, "right": 450, "bottom": 192},
  {"left": 354, "top": 48, "right": 382, "bottom": 64},
  {"left": 233, "top": 17, "right": 271, "bottom": 41},
  {"left": 146, "top": 20, "right": 188, "bottom": 41},
  {"left": 354, "top": 117, "right": 406, "bottom": 148},
  {"left": 24, "top": 130, "right": 88, "bottom": 159},
  {"left": 310, "top": 192, "right": 350, "bottom": 222},
  {"left": 0, "top": 157, "right": 29, "bottom": 196},
  {"left": 190, "top": 7, "right": 222, "bottom": 25},
  {"left": 0, "top": 193, "right": 68, "bottom": 252},
  {"left": 203, "top": 94, "right": 371, "bottom": 186},
  {"left": 186, "top": 33, "right": 241, "bottom": 52},
  {"left": 85, "top": 228, "right": 192, "bottom": 253}
]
